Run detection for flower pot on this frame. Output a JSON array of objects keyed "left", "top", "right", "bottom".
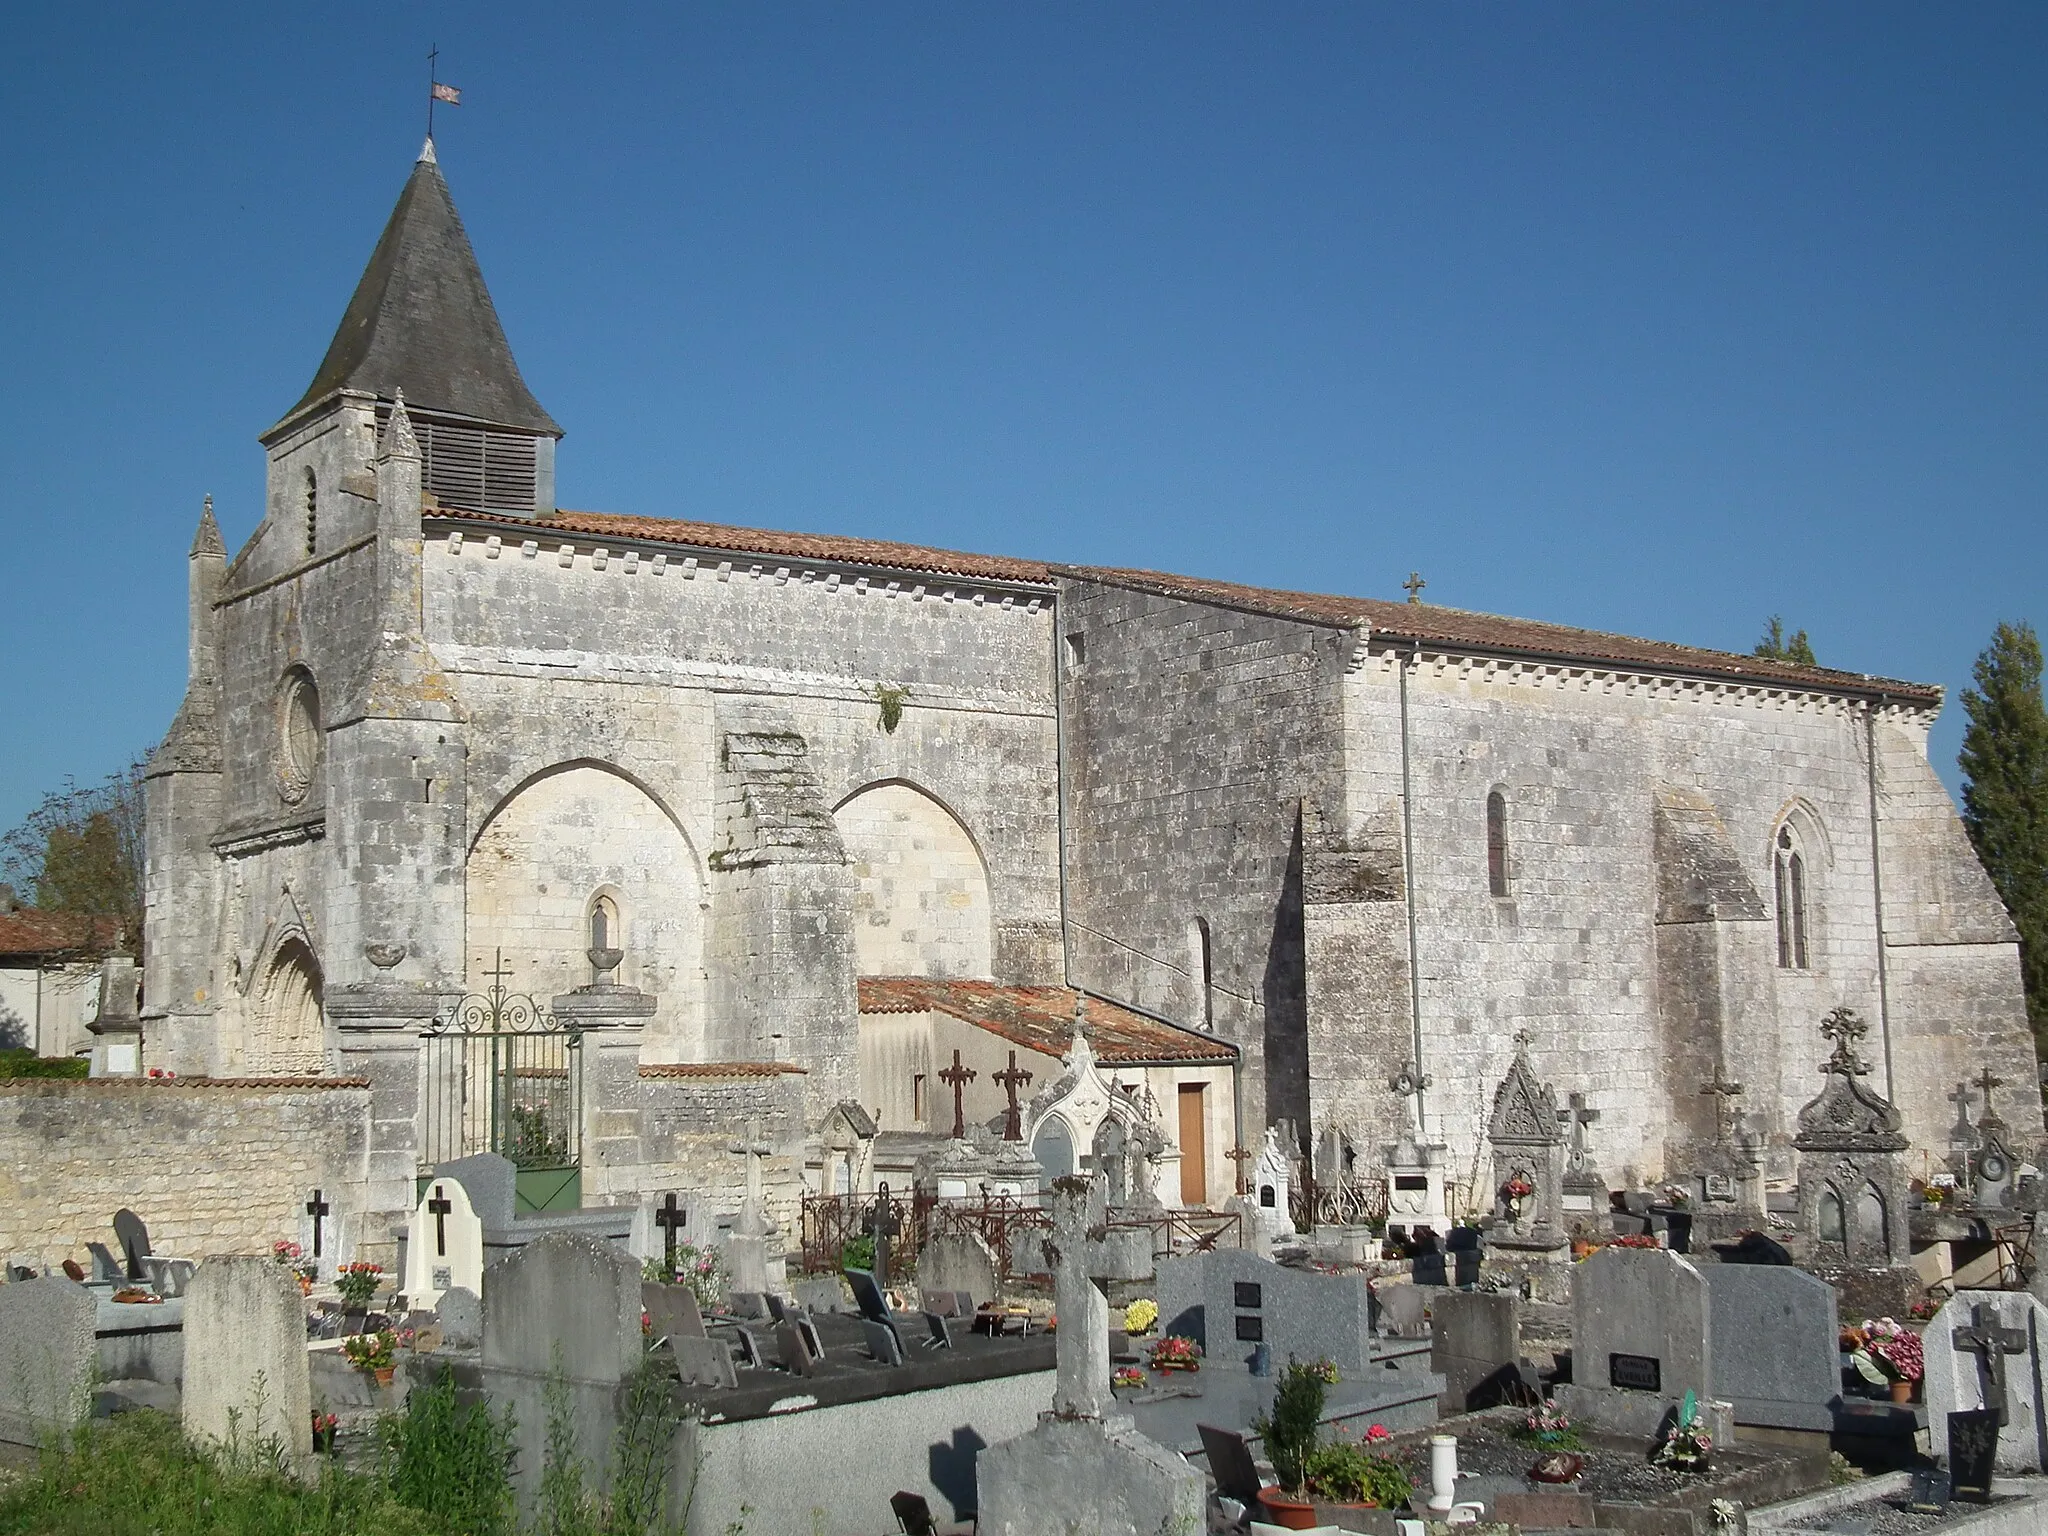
[
  {"left": 371, "top": 1365, "right": 395, "bottom": 1388},
  {"left": 1889, "top": 1378, "right": 1915, "bottom": 1404},
  {"left": 1529, "top": 1452, "right": 1584, "bottom": 1483},
  {"left": 1256, "top": 1486, "right": 1319, "bottom": 1530}
]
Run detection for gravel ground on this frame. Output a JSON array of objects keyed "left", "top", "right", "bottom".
[
  {"left": 1389, "top": 1413, "right": 1789, "bottom": 1505},
  {"left": 1784, "top": 1491, "right": 2027, "bottom": 1533}
]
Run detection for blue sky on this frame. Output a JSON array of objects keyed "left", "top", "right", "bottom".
[{"left": 3, "top": 4, "right": 2043, "bottom": 837}]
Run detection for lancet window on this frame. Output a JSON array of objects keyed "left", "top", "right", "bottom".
[{"left": 1775, "top": 824, "right": 1809, "bottom": 969}]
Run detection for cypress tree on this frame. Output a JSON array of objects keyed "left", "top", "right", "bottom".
[
  {"left": 1958, "top": 621, "right": 2048, "bottom": 1050},
  {"left": 1755, "top": 615, "right": 1818, "bottom": 666}
]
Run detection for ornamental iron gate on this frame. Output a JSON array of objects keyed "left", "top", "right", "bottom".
[{"left": 420, "top": 951, "right": 584, "bottom": 1213}]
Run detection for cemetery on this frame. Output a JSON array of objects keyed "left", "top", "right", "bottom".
[{"left": 4, "top": 1002, "right": 2048, "bottom": 1533}]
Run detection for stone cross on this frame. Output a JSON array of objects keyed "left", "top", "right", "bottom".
[
  {"left": 939, "top": 1049, "right": 978, "bottom": 1140},
  {"left": 427, "top": 1184, "right": 453, "bottom": 1256},
  {"left": 1388, "top": 1060, "right": 1434, "bottom": 1135},
  {"left": 1403, "top": 571, "right": 1426, "bottom": 603},
  {"left": 1820, "top": 1006, "right": 1870, "bottom": 1073},
  {"left": 1700, "top": 1067, "right": 1744, "bottom": 1143},
  {"left": 1976, "top": 1067, "right": 2006, "bottom": 1124},
  {"left": 304, "top": 1189, "right": 330, "bottom": 1259},
  {"left": 1950, "top": 1081, "right": 1977, "bottom": 1127},
  {"left": 1952, "top": 1302, "right": 2029, "bottom": 1425},
  {"left": 994, "top": 1051, "right": 1034, "bottom": 1142},
  {"left": 729, "top": 1119, "right": 773, "bottom": 1237},
  {"left": 1044, "top": 1178, "right": 1111, "bottom": 1419},
  {"left": 654, "top": 1192, "right": 686, "bottom": 1274},
  {"left": 1558, "top": 1093, "right": 1599, "bottom": 1167}
]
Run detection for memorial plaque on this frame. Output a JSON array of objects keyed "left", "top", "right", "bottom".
[
  {"left": 1948, "top": 1409, "right": 1998, "bottom": 1503},
  {"left": 1234, "top": 1282, "right": 1263, "bottom": 1310},
  {"left": 1394, "top": 1174, "right": 1428, "bottom": 1192},
  {"left": 1235, "top": 1314, "right": 1264, "bottom": 1342},
  {"left": 1609, "top": 1353, "right": 1662, "bottom": 1392},
  {"left": 1905, "top": 1470, "right": 1950, "bottom": 1514},
  {"left": 1702, "top": 1174, "right": 1735, "bottom": 1202}
]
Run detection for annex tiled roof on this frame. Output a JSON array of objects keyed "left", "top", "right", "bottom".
[
  {"left": 1063, "top": 565, "right": 1941, "bottom": 702},
  {"left": 0, "top": 911, "right": 124, "bottom": 959},
  {"left": 857, "top": 978, "right": 1236, "bottom": 1066},
  {"left": 638, "top": 1061, "right": 808, "bottom": 1079},
  {"left": 438, "top": 507, "right": 1054, "bottom": 587},
  {"left": 0, "top": 1076, "right": 372, "bottom": 1091}
]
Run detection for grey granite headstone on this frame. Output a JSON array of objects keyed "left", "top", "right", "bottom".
[
  {"left": 435, "top": 1286, "right": 482, "bottom": 1348},
  {"left": 1702, "top": 1264, "right": 1840, "bottom": 1432},
  {"left": 483, "top": 1233, "right": 637, "bottom": 1382},
  {"left": 0, "top": 1276, "right": 97, "bottom": 1446},
  {"left": 1431, "top": 1290, "right": 1523, "bottom": 1413},
  {"left": 1155, "top": 1249, "right": 1375, "bottom": 1374},
  {"left": 916, "top": 1232, "right": 999, "bottom": 1308},
  {"left": 672, "top": 1335, "right": 737, "bottom": 1388},
  {"left": 434, "top": 1153, "right": 519, "bottom": 1229},
  {"left": 1556, "top": 1246, "right": 1712, "bottom": 1440},
  {"left": 181, "top": 1257, "right": 312, "bottom": 1477},
  {"left": 1925, "top": 1290, "right": 2048, "bottom": 1471}
]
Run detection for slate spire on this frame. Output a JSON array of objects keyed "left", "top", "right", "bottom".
[{"left": 287, "top": 144, "right": 559, "bottom": 435}]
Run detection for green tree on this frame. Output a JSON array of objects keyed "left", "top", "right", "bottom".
[
  {"left": 1959, "top": 622, "right": 2048, "bottom": 1051},
  {"left": 0, "top": 758, "right": 146, "bottom": 950},
  {"left": 1755, "top": 615, "right": 1818, "bottom": 666}
]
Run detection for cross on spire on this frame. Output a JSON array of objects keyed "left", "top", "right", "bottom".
[
  {"left": 1820, "top": 1006, "right": 1871, "bottom": 1074},
  {"left": 939, "top": 1049, "right": 978, "bottom": 1140},
  {"left": 1700, "top": 1068, "right": 1744, "bottom": 1143},
  {"left": 994, "top": 1051, "right": 1034, "bottom": 1142},
  {"left": 304, "top": 1189, "right": 331, "bottom": 1259},
  {"left": 1403, "top": 571, "right": 1427, "bottom": 604},
  {"left": 1952, "top": 1302, "right": 2029, "bottom": 1425}
]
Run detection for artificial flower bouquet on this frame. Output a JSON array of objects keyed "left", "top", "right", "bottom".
[{"left": 1148, "top": 1334, "right": 1202, "bottom": 1371}]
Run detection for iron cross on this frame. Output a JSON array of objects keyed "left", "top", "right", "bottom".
[
  {"left": 427, "top": 1184, "right": 453, "bottom": 1257},
  {"left": 994, "top": 1051, "right": 1034, "bottom": 1142},
  {"left": 1225, "top": 1144, "right": 1256, "bottom": 1196},
  {"left": 305, "top": 1189, "right": 331, "bottom": 1259},
  {"left": 939, "top": 1049, "right": 978, "bottom": 1140},
  {"left": 1558, "top": 1093, "right": 1600, "bottom": 1162},
  {"left": 1403, "top": 571, "right": 1427, "bottom": 604},
  {"left": 1952, "top": 1302, "right": 2029, "bottom": 1425},
  {"left": 1700, "top": 1067, "right": 1744, "bottom": 1143},
  {"left": 654, "top": 1191, "right": 686, "bottom": 1273}
]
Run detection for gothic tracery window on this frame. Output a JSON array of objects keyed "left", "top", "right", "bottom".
[
  {"left": 1486, "top": 791, "right": 1509, "bottom": 897},
  {"left": 1774, "top": 824, "right": 1809, "bottom": 969}
]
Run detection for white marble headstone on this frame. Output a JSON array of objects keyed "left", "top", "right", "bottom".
[
  {"left": 1925, "top": 1289, "right": 2048, "bottom": 1471},
  {"left": 405, "top": 1178, "right": 484, "bottom": 1311}
]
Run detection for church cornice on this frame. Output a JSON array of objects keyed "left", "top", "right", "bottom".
[{"left": 210, "top": 810, "right": 326, "bottom": 858}]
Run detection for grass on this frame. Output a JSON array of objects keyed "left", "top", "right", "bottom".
[{"left": 0, "top": 1052, "right": 88, "bottom": 1081}]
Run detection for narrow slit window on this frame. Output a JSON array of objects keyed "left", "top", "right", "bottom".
[
  {"left": 1775, "top": 826, "right": 1809, "bottom": 969},
  {"left": 1486, "top": 791, "right": 1509, "bottom": 897}
]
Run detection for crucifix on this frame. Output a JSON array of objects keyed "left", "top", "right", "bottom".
[
  {"left": 654, "top": 1191, "right": 686, "bottom": 1275},
  {"left": 1820, "top": 1006, "right": 1870, "bottom": 1074},
  {"left": 1975, "top": 1066, "right": 2006, "bottom": 1122},
  {"left": 865, "top": 1183, "right": 903, "bottom": 1287},
  {"left": 1558, "top": 1092, "right": 1600, "bottom": 1168},
  {"left": 426, "top": 1184, "right": 453, "bottom": 1257},
  {"left": 1403, "top": 571, "right": 1427, "bottom": 604},
  {"left": 1225, "top": 1144, "right": 1255, "bottom": 1196},
  {"left": 1700, "top": 1067, "right": 1744, "bottom": 1143},
  {"left": 305, "top": 1189, "right": 331, "bottom": 1259},
  {"left": 728, "top": 1118, "right": 773, "bottom": 1236},
  {"left": 1045, "top": 1178, "right": 1111, "bottom": 1419},
  {"left": 994, "top": 1051, "right": 1034, "bottom": 1142},
  {"left": 1388, "top": 1060, "right": 1434, "bottom": 1138},
  {"left": 939, "top": 1049, "right": 978, "bottom": 1140},
  {"left": 1952, "top": 1302, "right": 2029, "bottom": 1425}
]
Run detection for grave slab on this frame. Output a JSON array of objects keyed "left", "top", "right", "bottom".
[
  {"left": 1431, "top": 1290, "right": 1524, "bottom": 1414},
  {"left": 1555, "top": 1245, "right": 1715, "bottom": 1442},
  {"left": 180, "top": 1257, "right": 313, "bottom": 1478},
  {"left": 1156, "top": 1248, "right": 1375, "bottom": 1375},
  {"left": 0, "top": 1276, "right": 97, "bottom": 1446}
]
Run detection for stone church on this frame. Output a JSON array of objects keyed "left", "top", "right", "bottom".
[{"left": 142, "top": 141, "right": 2038, "bottom": 1240}]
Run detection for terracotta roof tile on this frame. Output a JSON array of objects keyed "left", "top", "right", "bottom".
[
  {"left": 1062, "top": 565, "right": 1941, "bottom": 702},
  {"left": 437, "top": 509, "right": 1053, "bottom": 586},
  {"left": 857, "top": 978, "right": 1236, "bottom": 1065},
  {"left": 0, "top": 1076, "right": 371, "bottom": 1091},
  {"left": 0, "top": 911, "right": 124, "bottom": 959},
  {"left": 638, "top": 1061, "right": 808, "bottom": 1079}
]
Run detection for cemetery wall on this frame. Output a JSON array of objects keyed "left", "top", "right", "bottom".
[
  {"left": 0, "top": 1078, "right": 370, "bottom": 1270},
  {"left": 0, "top": 960, "right": 97, "bottom": 1059},
  {"left": 676, "top": 1367, "right": 1055, "bottom": 1536},
  {"left": 635, "top": 1068, "right": 810, "bottom": 1227}
]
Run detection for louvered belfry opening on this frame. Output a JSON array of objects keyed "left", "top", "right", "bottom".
[{"left": 379, "top": 406, "right": 541, "bottom": 515}]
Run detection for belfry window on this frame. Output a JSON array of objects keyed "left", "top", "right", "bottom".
[
  {"left": 303, "top": 469, "right": 318, "bottom": 557},
  {"left": 1486, "top": 791, "right": 1509, "bottom": 897},
  {"left": 1774, "top": 825, "right": 1809, "bottom": 969}
]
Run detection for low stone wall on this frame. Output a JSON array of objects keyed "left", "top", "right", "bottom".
[{"left": 0, "top": 1078, "right": 371, "bottom": 1270}]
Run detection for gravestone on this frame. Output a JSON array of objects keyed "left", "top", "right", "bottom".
[
  {"left": 0, "top": 1276, "right": 97, "bottom": 1447},
  {"left": 975, "top": 1177, "right": 1206, "bottom": 1536},
  {"left": 1556, "top": 1246, "right": 1717, "bottom": 1441},
  {"left": 181, "top": 1257, "right": 313, "bottom": 1478},
  {"left": 1431, "top": 1290, "right": 1524, "bottom": 1413},
  {"left": 1924, "top": 1290, "right": 2048, "bottom": 1471},
  {"left": 404, "top": 1178, "right": 484, "bottom": 1310},
  {"left": 917, "top": 1231, "right": 999, "bottom": 1308},
  {"left": 436, "top": 1286, "right": 482, "bottom": 1349},
  {"left": 642, "top": 1282, "right": 707, "bottom": 1343},
  {"left": 1482, "top": 1036, "right": 1569, "bottom": 1253},
  {"left": 1155, "top": 1247, "right": 1375, "bottom": 1374},
  {"left": 1701, "top": 1264, "right": 1840, "bottom": 1433},
  {"left": 482, "top": 1233, "right": 641, "bottom": 1505},
  {"left": 1793, "top": 1009, "right": 1912, "bottom": 1268},
  {"left": 672, "top": 1336, "right": 738, "bottom": 1389},
  {"left": 112, "top": 1209, "right": 153, "bottom": 1281},
  {"left": 435, "top": 1153, "right": 519, "bottom": 1228},
  {"left": 1376, "top": 1283, "right": 1429, "bottom": 1339},
  {"left": 1948, "top": 1410, "right": 2000, "bottom": 1502}
]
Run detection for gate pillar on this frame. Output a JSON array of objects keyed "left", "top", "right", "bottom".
[
  {"left": 554, "top": 979, "right": 656, "bottom": 1206},
  {"left": 328, "top": 981, "right": 445, "bottom": 1261}
]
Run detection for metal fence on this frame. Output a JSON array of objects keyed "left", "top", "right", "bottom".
[{"left": 1290, "top": 1173, "right": 1390, "bottom": 1233}]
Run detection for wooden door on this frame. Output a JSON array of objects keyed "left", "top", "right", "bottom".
[{"left": 1177, "top": 1084, "right": 1208, "bottom": 1206}]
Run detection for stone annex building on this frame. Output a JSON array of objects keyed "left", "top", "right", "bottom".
[{"left": 142, "top": 142, "right": 2039, "bottom": 1245}]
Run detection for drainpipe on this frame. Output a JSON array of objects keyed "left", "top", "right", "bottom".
[
  {"left": 1398, "top": 643, "right": 1427, "bottom": 1129},
  {"left": 1864, "top": 694, "right": 1895, "bottom": 1095},
  {"left": 1053, "top": 585, "right": 1073, "bottom": 990}
]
